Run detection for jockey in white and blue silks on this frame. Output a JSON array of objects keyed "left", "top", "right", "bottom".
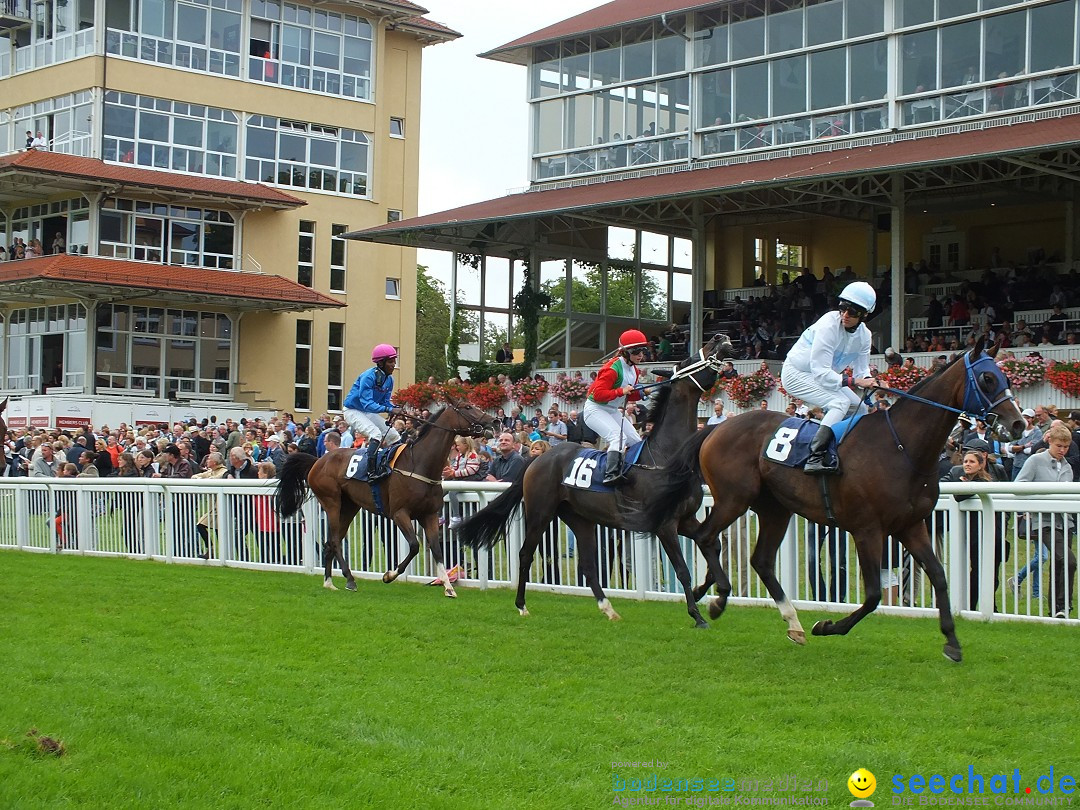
[
  {"left": 780, "top": 281, "right": 881, "bottom": 475},
  {"left": 343, "top": 343, "right": 401, "bottom": 481}
]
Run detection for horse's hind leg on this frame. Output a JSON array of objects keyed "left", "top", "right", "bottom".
[
  {"left": 689, "top": 504, "right": 740, "bottom": 620},
  {"left": 811, "top": 527, "right": 883, "bottom": 641},
  {"left": 560, "top": 512, "right": 619, "bottom": 621},
  {"left": 317, "top": 493, "right": 360, "bottom": 591},
  {"left": 657, "top": 524, "right": 708, "bottom": 628},
  {"left": 335, "top": 498, "right": 362, "bottom": 591},
  {"left": 748, "top": 505, "right": 806, "bottom": 645},
  {"left": 897, "top": 521, "right": 961, "bottom": 662}
]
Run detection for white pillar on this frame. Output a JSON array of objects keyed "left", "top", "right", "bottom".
[{"left": 890, "top": 176, "right": 906, "bottom": 350}]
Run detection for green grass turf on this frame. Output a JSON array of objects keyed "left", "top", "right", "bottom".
[{"left": 0, "top": 550, "right": 1076, "bottom": 809}]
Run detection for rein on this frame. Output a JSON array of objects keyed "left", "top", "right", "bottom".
[{"left": 638, "top": 347, "right": 727, "bottom": 395}]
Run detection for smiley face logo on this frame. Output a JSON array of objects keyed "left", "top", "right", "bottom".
[{"left": 847, "top": 768, "right": 877, "bottom": 799}]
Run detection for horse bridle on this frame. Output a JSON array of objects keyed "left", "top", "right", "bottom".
[
  {"left": 646, "top": 342, "right": 730, "bottom": 394},
  {"left": 401, "top": 401, "right": 488, "bottom": 439}
]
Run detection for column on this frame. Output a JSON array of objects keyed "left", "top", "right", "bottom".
[
  {"left": 890, "top": 175, "right": 906, "bottom": 350},
  {"left": 690, "top": 200, "right": 706, "bottom": 352}
]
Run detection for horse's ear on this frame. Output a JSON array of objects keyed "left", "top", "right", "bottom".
[
  {"left": 972, "top": 335, "right": 987, "bottom": 357},
  {"left": 0, "top": 397, "right": 7, "bottom": 415},
  {"left": 987, "top": 335, "right": 1004, "bottom": 359}
]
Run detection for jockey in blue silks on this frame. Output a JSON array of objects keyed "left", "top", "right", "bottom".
[
  {"left": 343, "top": 343, "right": 401, "bottom": 482},
  {"left": 780, "top": 281, "right": 881, "bottom": 475}
]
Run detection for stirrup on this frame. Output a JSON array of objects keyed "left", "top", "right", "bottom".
[{"left": 803, "top": 454, "right": 840, "bottom": 475}]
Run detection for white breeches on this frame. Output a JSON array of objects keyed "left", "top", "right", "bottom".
[
  {"left": 343, "top": 408, "right": 401, "bottom": 443},
  {"left": 779, "top": 366, "right": 866, "bottom": 429},
  {"left": 582, "top": 400, "right": 641, "bottom": 451}
]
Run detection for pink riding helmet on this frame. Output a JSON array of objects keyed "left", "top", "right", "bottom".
[{"left": 372, "top": 343, "right": 398, "bottom": 363}]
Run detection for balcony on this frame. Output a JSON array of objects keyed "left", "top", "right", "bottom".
[{"left": 0, "top": 0, "right": 31, "bottom": 29}]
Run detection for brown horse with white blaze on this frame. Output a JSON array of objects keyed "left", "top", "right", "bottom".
[
  {"left": 276, "top": 397, "right": 491, "bottom": 595},
  {"left": 628, "top": 340, "right": 1023, "bottom": 661}
]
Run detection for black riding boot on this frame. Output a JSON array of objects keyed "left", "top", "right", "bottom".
[
  {"left": 365, "top": 438, "right": 386, "bottom": 483},
  {"left": 602, "top": 451, "right": 624, "bottom": 485},
  {"left": 803, "top": 424, "right": 839, "bottom": 475}
]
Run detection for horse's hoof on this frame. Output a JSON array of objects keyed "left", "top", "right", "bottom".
[
  {"left": 707, "top": 598, "right": 726, "bottom": 620},
  {"left": 444, "top": 587, "right": 457, "bottom": 599},
  {"left": 323, "top": 579, "right": 337, "bottom": 591},
  {"left": 787, "top": 629, "right": 807, "bottom": 646},
  {"left": 943, "top": 644, "right": 962, "bottom": 663},
  {"left": 607, "top": 611, "right": 622, "bottom": 621},
  {"left": 518, "top": 607, "right": 529, "bottom": 617},
  {"left": 382, "top": 571, "right": 397, "bottom": 584},
  {"left": 811, "top": 620, "right": 830, "bottom": 636},
  {"left": 345, "top": 580, "right": 357, "bottom": 592},
  {"left": 694, "top": 619, "right": 709, "bottom": 629}
]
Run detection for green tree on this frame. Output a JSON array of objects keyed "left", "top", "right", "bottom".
[
  {"left": 415, "top": 264, "right": 450, "bottom": 382},
  {"left": 537, "top": 262, "right": 666, "bottom": 344}
]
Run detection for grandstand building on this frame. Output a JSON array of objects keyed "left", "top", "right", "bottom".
[
  {"left": 355, "top": 0, "right": 1080, "bottom": 368},
  {"left": 0, "top": 0, "right": 457, "bottom": 423}
]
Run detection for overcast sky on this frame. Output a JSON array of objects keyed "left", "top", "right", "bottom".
[{"left": 415, "top": 1, "right": 594, "bottom": 287}]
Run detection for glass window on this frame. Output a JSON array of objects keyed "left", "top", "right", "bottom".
[
  {"left": 534, "top": 98, "right": 562, "bottom": 152},
  {"left": 984, "top": 10, "right": 1026, "bottom": 80},
  {"left": 342, "top": 35, "right": 368, "bottom": 76},
  {"left": 846, "top": 0, "right": 884, "bottom": 37},
  {"left": 177, "top": 2, "right": 206, "bottom": 44},
  {"left": 769, "top": 7, "right": 803, "bottom": 53},
  {"left": 1029, "top": 1, "right": 1076, "bottom": 73},
  {"left": 850, "top": 40, "right": 887, "bottom": 102},
  {"left": 901, "top": 29, "right": 938, "bottom": 93},
  {"left": 898, "top": 0, "right": 934, "bottom": 27},
  {"left": 139, "top": 110, "right": 169, "bottom": 141},
  {"left": 806, "top": 0, "right": 842, "bottom": 46},
  {"left": 938, "top": 0, "right": 978, "bottom": 19},
  {"left": 939, "top": 20, "right": 982, "bottom": 90},
  {"left": 623, "top": 32, "right": 652, "bottom": 80},
  {"left": 693, "top": 12, "right": 727, "bottom": 68},
  {"left": 567, "top": 93, "right": 592, "bottom": 149},
  {"left": 730, "top": 16, "right": 764, "bottom": 61},
  {"left": 655, "top": 29, "right": 685, "bottom": 75},
  {"left": 700, "top": 68, "right": 732, "bottom": 126},
  {"left": 142, "top": 0, "right": 174, "bottom": 38},
  {"left": 811, "top": 47, "right": 846, "bottom": 110},
  {"left": 312, "top": 32, "right": 339, "bottom": 69},
  {"left": 173, "top": 117, "right": 202, "bottom": 147},
  {"left": 592, "top": 34, "right": 620, "bottom": 85},
  {"left": 734, "top": 61, "right": 769, "bottom": 120},
  {"left": 104, "top": 103, "right": 136, "bottom": 139},
  {"left": 772, "top": 54, "right": 807, "bottom": 116}
]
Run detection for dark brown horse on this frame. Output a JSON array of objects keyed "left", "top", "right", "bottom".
[
  {"left": 630, "top": 340, "right": 1024, "bottom": 661},
  {"left": 458, "top": 334, "right": 734, "bottom": 626},
  {"left": 276, "top": 397, "right": 490, "bottom": 594}
]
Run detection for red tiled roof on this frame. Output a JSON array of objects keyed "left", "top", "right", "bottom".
[
  {"left": 400, "top": 15, "right": 462, "bottom": 39},
  {"left": 483, "top": 0, "right": 712, "bottom": 62},
  {"left": 0, "top": 150, "right": 305, "bottom": 208},
  {"left": 0, "top": 254, "right": 343, "bottom": 309},
  {"left": 358, "top": 114, "right": 1080, "bottom": 238}
]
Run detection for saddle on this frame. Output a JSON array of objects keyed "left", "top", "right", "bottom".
[
  {"left": 345, "top": 442, "right": 406, "bottom": 481},
  {"left": 762, "top": 415, "right": 865, "bottom": 469},
  {"left": 562, "top": 442, "right": 646, "bottom": 491}
]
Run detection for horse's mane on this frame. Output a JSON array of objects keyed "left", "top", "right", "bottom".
[
  {"left": 903, "top": 351, "right": 965, "bottom": 399},
  {"left": 640, "top": 382, "right": 674, "bottom": 424},
  {"left": 408, "top": 404, "right": 446, "bottom": 444}
]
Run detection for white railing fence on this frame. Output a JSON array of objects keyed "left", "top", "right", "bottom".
[{"left": 2, "top": 478, "right": 1077, "bottom": 625}]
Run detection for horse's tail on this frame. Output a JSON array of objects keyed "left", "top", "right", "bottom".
[
  {"left": 623, "top": 425, "right": 714, "bottom": 532},
  {"left": 277, "top": 452, "right": 317, "bottom": 518},
  {"left": 458, "top": 458, "right": 535, "bottom": 551}
]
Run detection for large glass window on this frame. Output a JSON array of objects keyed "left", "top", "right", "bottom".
[
  {"left": 105, "top": 0, "right": 242, "bottom": 77},
  {"left": 97, "top": 197, "right": 234, "bottom": 269},
  {"left": 1030, "top": 1, "right": 1077, "bottom": 73},
  {"left": 330, "top": 224, "right": 346, "bottom": 293},
  {"left": 94, "top": 304, "right": 231, "bottom": 395},
  {"left": 327, "top": 321, "right": 343, "bottom": 411},
  {"left": 102, "top": 92, "right": 238, "bottom": 178},
  {"left": 295, "top": 319, "right": 311, "bottom": 410},
  {"left": 249, "top": 0, "right": 372, "bottom": 100},
  {"left": 13, "top": 91, "right": 94, "bottom": 157},
  {"left": 245, "top": 116, "right": 370, "bottom": 196}
]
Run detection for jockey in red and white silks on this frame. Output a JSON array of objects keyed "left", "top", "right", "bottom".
[{"left": 583, "top": 329, "right": 650, "bottom": 484}]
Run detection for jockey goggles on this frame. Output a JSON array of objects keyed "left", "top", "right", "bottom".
[{"left": 837, "top": 301, "right": 868, "bottom": 319}]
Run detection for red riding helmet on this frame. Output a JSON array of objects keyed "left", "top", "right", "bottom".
[
  {"left": 619, "top": 329, "right": 649, "bottom": 350},
  {"left": 371, "top": 343, "right": 398, "bottom": 363}
]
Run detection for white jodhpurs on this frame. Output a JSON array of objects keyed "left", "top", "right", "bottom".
[
  {"left": 343, "top": 408, "right": 401, "bottom": 444},
  {"left": 779, "top": 366, "right": 866, "bottom": 429},
  {"left": 582, "top": 399, "right": 641, "bottom": 452}
]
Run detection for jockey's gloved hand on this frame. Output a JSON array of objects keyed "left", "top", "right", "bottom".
[{"left": 842, "top": 374, "right": 854, "bottom": 388}]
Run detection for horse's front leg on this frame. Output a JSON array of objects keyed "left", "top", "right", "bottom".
[
  {"left": 385, "top": 510, "right": 421, "bottom": 585},
  {"left": 897, "top": 520, "right": 961, "bottom": 662},
  {"left": 656, "top": 524, "right": 708, "bottom": 629}
]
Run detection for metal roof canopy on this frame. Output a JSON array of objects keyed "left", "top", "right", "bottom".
[{"left": 349, "top": 112, "right": 1080, "bottom": 256}]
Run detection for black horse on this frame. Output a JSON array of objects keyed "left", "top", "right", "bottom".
[
  {"left": 628, "top": 339, "right": 1024, "bottom": 661},
  {"left": 458, "top": 334, "right": 734, "bottom": 626}
]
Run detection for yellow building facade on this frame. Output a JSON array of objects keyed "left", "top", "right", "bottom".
[{"left": 0, "top": 0, "right": 456, "bottom": 418}]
